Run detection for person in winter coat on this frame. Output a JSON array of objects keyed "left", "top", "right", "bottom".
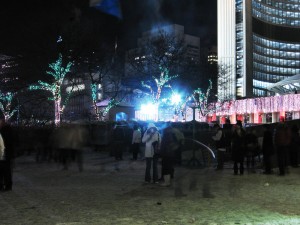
[
  {"left": 231, "top": 122, "right": 246, "bottom": 175},
  {"left": 274, "top": 123, "right": 291, "bottom": 175},
  {"left": 212, "top": 124, "right": 226, "bottom": 170},
  {"left": 112, "top": 123, "right": 126, "bottom": 161},
  {"left": 131, "top": 124, "right": 141, "bottom": 160},
  {"left": 0, "top": 119, "right": 15, "bottom": 191},
  {"left": 289, "top": 124, "right": 299, "bottom": 168},
  {"left": 262, "top": 124, "right": 275, "bottom": 174},
  {"left": 159, "top": 124, "right": 184, "bottom": 186},
  {"left": 0, "top": 133, "right": 6, "bottom": 191},
  {"left": 142, "top": 123, "right": 160, "bottom": 184},
  {"left": 244, "top": 130, "right": 259, "bottom": 173},
  {"left": 55, "top": 123, "right": 87, "bottom": 171}
]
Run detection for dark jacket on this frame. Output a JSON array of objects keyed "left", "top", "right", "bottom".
[
  {"left": 262, "top": 129, "right": 274, "bottom": 156},
  {"left": 231, "top": 127, "right": 246, "bottom": 161},
  {"left": 274, "top": 124, "right": 291, "bottom": 147},
  {"left": 245, "top": 132, "right": 259, "bottom": 156},
  {"left": 160, "top": 127, "right": 183, "bottom": 158}
]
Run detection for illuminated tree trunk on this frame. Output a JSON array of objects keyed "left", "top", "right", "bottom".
[
  {"left": 155, "top": 87, "right": 162, "bottom": 102},
  {"left": 90, "top": 83, "right": 101, "bottom": 120},
  {"left": 54, "top": 99, "right": 61, "bottom": 126}
]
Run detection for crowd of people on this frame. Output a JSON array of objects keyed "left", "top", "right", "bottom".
[
  {"left": 1, "top": 118, "right": 299, "bottom": 192},
  {"left": 212, "top": 120, "right": 300, "bottom": 176},
  {"left": 111, "top": 119, "right": 299, "bottom": 187}
]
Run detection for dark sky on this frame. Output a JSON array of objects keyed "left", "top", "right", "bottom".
[
  {"left": 0, "top": 0, "right": 217, "bottom": 57},
  {"left": 120, "top": 0, "right": 217, "bottom": 49}
]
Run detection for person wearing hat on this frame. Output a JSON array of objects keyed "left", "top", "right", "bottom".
[{"left": 142, "top": 123, "right": 160, "bottom": 184}]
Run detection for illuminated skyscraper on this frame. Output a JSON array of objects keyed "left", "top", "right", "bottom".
[{"left": 218, "top": 0, "right": 300, "bottom": 100}]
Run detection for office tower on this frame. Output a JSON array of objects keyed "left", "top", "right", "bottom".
[{"left": 218, "top": 0, "right": 300, "bottom": 100}]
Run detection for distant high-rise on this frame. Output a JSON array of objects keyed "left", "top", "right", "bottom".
[
  {"left": 0, "top": 54, "right": 19, "bottom": 92},
  {"left": 125, "top": 24, "right": 200, "bottom": 77},
  {"left": 207, "top": 46, "right": 218, "bottom": 65},
  {"left": 218, "top": 0, "right": 300, "bottom": 100}
]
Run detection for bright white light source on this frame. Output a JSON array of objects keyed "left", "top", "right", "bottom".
[
  {"left": 138, "top": 103, "right": 159, "bottom": 121},
  {"left": 171, "top": 94, "right": 181, "bottom": 105},
  {"left": 141, "top": 103, "right": 157, "bottom": 112}
]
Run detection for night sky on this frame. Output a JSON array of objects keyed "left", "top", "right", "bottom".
[
  {"left": 120, "top": 0, "right": 217, "bottom": 49},
  {"left": 0, "top": 0, "right": 217, "bottom": 58}
]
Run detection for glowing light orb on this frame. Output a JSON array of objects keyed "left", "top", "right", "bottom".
[{"left": 137, "top": 103, "right": 159, "bottom": 121}]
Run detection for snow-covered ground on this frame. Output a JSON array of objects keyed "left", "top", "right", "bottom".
[{"left": 0, "top": 149, "right": 299, "bottom": 225}]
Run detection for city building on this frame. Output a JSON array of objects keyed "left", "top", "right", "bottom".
[
  {"left": 125, "top": 24, "right": 200, "bottom": 78},
  {"left": 217, "top": 0, "right": 300, "bottom": 100},
  {"left": 207, "top": 46, "right": 218, "bottom": 65},
  {"left": 61, "top": 76, "right": 93, "bottom": 121},
  {"left": 0, "top": 54, "right": 19, "bottom": 92}
]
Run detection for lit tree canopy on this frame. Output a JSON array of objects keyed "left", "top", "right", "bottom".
[
  {"left": 29, "top": 54, "right": 73, "bottom": 125},
  {"left": 141, "top": 66, "right": 178, "bottom": 103},
  {"left": 192, "top": 80, "right": 213, "bottom": 116},
  {"left": 29, "top": 54, "right": 72, "bottom": 100},
  {"left": 0, "top": 91, "right": 18, "bottom": 121},
  {"left": 176, "top": 80, "right": 213, "bottom": 118}
]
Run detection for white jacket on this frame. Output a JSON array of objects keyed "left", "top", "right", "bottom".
[
  {"left": 142, "top": 129, "right": 160, "bottom": 158},
  {"left": 212, "top": 129, "right": 226, "bottom": 151},
  {"left": 132, "top": 129, "right": 142, "bottom": 144},
  {"left": 0, "top": 134, "right": 5, "bottom": 160}
]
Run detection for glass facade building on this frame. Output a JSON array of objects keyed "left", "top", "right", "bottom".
[{"left": 218, "top": 0, "right": 300, "bottom": 99}]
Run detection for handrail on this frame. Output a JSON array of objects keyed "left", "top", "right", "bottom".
[{"left": 183, "top": 138, "right": 215, "bottom": 159}]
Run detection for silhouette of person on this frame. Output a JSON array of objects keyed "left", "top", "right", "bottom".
[
  {"left": 131, "top": 124, "right": 141, "bottom": 160},
  {"left": 159, "top": 123, "right": 184, "bottom": 186},
  {"left": 231, "top": 121, "right": 246, "bottom": 175},
  {"left": 0, "top": 119, "right": 15, "bottom": 191},
  {"left": 262, "top": 124, "right": 275, "bottom": 174},
  {"left": 274, "top": 123, "right": 291, "bottom": 176}
]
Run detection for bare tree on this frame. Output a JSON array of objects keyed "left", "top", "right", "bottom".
[
  {"left": 126, "top": 28, "right": 189, "bottom": 107},
  {"left": 18, "top": 90, "right": 54, "bottom": 125},
  {"left": 126, "top": 28, "right": 187, "bottom": 78},
  {"left": 217, "top": 62, "right": 235, "bottom": 102},
  {"left": 69, "top": 34, "right": 127, "bottom": 121}
]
